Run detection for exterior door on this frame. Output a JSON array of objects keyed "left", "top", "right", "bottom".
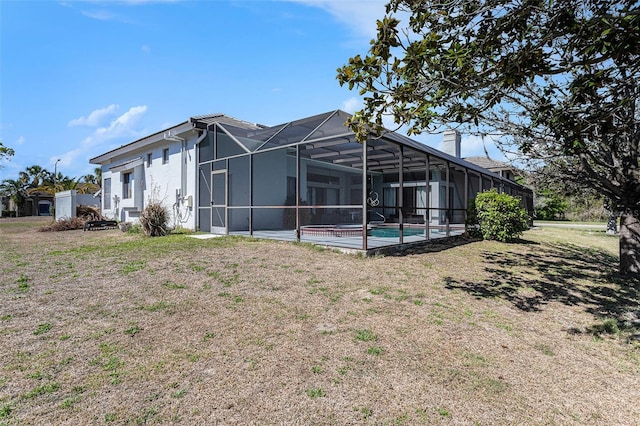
[{"left": 211, "top": 169, "right": 227, "bottom": 234}]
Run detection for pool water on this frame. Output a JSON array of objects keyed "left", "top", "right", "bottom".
[{"left": 368, "top": 227, "right": 425, "bottom": 238}]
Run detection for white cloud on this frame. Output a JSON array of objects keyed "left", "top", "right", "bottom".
[
  {"left": 81, "top": 10, "right": 118, "bottom": 20},
  {"left": 118, "top": 0, "right": 180, "bottom": 4},
  {"left": 287, "top": 0, "right": 387, "bottom": 39},
  {"left": 56, "top": 105, "right": 148, "bottom": 169},
  {"left": 69, "top": 104, "right": 120, "bottom": 127},
  {"left": 457, "top": 135, "right": 489, "bottom": 158},
  {"left": 85, "top": 105, "right": 148, "bottom": 146},
  {"left": 50, "top": 150, "right": 80, "bottom": 172},
  {"left": 340, "top": 97, "right": 361, "bottom": 113},
  {"left": 15, "top": 136, "right": 26, "bottom": 145}
]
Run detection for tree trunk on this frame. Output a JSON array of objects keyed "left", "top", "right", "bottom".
[{"left": 619, "top": 211, "right": 640, "bottom": 276}]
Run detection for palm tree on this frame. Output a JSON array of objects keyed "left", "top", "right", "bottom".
[
  {"left": 94, "top": 167, "right": 102, "bottom": 186},
  {"left": 82, "top": 167, "right": 102, "bottom": 188},
  {"left": 19, "top": 165, "right": 51, "bottom": 189},
  {"left": 0, "top": 178, "right": 27, "bottom": 216},
  {"left": 48, "top": 175, "right": 99, "bottom": 195}
]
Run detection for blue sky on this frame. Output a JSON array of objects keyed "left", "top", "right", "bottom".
[{"left": 1, "top": 0, "right": 500, "bottom": 181}]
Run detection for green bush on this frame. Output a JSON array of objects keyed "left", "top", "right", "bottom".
[
  {"left": 473, "top": 189, "right": 529, "bottom": 242},
  {"left": 139, "top": 201, "right": 169, "bottom": 237},
  {"left": 126, "top": 223, "right": 142, "bottom": 234},
  {"left": 535, "top": 191, "right": 569, "bottom": 220}
]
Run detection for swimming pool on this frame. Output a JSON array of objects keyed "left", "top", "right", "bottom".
[{"left": 368, "top": 227, "right": 425, "bottom": 238}]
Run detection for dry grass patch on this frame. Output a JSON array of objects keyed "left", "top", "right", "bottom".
[{"left": 0, "top": 218, "right": 638, "bottom": 424}]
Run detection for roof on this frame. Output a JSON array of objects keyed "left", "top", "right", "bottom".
[
  {"left": 464, "top": 156, "right": 514, "bottom": 171},
  {"left": 90, "top": 113, "right": 260, "bottom": 164},
  {"left": 90, "top": 109, "right": 529, "bottom": 192},
  {"left": 196, "top": 109, "right": 517, "bottom": 180},
  {"left": 190, "top": 113, "right": 265, "bottom": 130},
  {"left": 108, "top": 157, "right": 144, "bottom": 172}
]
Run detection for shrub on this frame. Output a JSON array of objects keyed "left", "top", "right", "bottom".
[
  {"left": 534, "top": 191, "right": 569, "bottom": 220},
  {"left": 127, "top": 223, "right": 142, "bottom": 234},
  {"left": 38, "top": 217, "right": 86, "bottom": 232},
  {"left": 139, "top": 201, "right": 170, "bottom": 237},
  {"left": 473, "top": 189, "right": 529, "bottom": 242}
]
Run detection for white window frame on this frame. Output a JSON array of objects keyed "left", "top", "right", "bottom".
[
  {"left": 123, "top": 172, "right": 132, "bottom": 199},
  {"left": 104, "top": 178, "right": 111, "bottom": 209}
]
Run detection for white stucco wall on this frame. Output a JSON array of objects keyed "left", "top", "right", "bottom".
[
  {"left": 98, "top": 129, "right": 199, "bottom": 229},
  {"left": 55, "top": 191, "right": 100, "bottom": 221},
  {"left": 55, "top": 190, "right": 76, "bottom": 220}
]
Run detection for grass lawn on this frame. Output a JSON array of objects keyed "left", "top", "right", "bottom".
[{"left": 0, "top": 218, "right": 638, "bottom": 425}]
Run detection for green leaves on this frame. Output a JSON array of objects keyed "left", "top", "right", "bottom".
[
  {"left": 335, "top": 0, "right": 640, "bottom": 216},
  {"left": 473, "top": 189, "right": 530, "bottom": 242},
  {"left": 0, "top": 142, "right": 14, "bottom": 162}
]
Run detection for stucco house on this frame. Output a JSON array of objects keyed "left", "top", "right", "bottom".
[
  {"left": 90, "top": 110, "right": 532, "bottom": 252},
  {"left": 0, "top": 192, "right": 54, "bottom": 217}
]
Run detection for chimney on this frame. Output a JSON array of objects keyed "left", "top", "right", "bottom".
[{"left": 442, "top": 130, "right": 461, "bottom": 158}]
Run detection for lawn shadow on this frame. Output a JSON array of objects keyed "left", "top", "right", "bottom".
[
  {"left": 381, "top": 235, "right": 481, "bottom": 256},
  {"left": 443, "top": 240, "right": 640, "bottom": 323}
]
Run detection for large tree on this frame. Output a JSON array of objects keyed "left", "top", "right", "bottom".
[{"left": 337, "top": 0, "right": 640, "bottom": 275}]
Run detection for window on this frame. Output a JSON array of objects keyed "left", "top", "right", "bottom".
[
  {"left": 162, "top": 148, "right": 169, "bottom": 164},
  {"left": 146, "top": 153, "right": 152, "bottom": 167},
  {"left": 123, "top": 172, "right": 132, "bottom": 199},
  {"left": 104, "top": 178, "right": 111, "bottom": 209}
]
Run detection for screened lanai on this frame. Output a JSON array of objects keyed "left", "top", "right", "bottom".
[{"left": 194, "top": 110, "right": 533, "bottom": 252}]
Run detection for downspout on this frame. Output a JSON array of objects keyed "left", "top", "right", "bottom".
[{"left": 181, "top": 138, "right": 187, "bottom": 201}]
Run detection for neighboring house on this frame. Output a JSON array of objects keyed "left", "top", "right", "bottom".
[
  {"left": 464, "top": 156, "right": 522, "bottom": 183},
  {"left": 9, "top": 193, "right": 54, "bottom": 216},
  {"left": 27, "top": 193, "right": 54, "bottom": 216},
  {"left": 90, "top": 110, "right": 533, "bottom": 252}
]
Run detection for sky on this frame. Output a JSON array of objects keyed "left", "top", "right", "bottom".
[{"left": 0, "top": 0, "right": 503, "bottom": 182}]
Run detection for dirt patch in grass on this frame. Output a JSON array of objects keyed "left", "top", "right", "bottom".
[{"left": 1, "top": 219, "right": 638, "bottom": 424}]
